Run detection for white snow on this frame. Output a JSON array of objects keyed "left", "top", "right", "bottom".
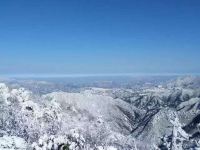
[{"left": 0, "top": 136, "right": 27, "bottom": 150}]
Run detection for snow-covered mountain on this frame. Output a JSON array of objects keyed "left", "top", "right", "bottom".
[{"left": 0, "top": 76, "right": 200, "bottom": 149}]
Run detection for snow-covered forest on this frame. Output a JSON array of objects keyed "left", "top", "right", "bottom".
[{"left": 0, "top": 76, "right": 200, "bottom": 150}]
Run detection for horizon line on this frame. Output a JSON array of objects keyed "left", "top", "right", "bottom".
[{"left": 0, "top": 73, "right": 200, "bottom": 78}]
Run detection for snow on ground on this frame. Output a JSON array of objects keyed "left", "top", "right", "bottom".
[
  {"left": 0, "top": 76, "right": 200, "bottom": 149},
  {"left": 0, "top": 83, "right": 138, "bottom": 149},
  {"left": 0, "top": 136, "right": 27, "bottom": 150}
]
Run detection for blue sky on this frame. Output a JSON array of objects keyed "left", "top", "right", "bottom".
[{"left": 0, "top": 0, "right": 200, "bottom": 75}]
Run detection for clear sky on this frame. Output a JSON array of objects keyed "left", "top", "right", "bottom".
[{"left": 0, "top": 0, "right": 200, "bottom": 75}]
